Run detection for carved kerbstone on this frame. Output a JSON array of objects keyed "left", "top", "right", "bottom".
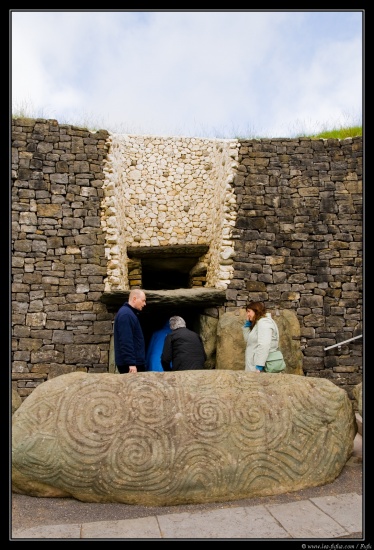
[{"left": 12, "top": 371, "right": 356, "bottom": 506}]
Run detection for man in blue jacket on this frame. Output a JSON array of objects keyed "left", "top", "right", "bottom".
[{"left": 114, "top": 289, "right": 147, "bottom": 373}]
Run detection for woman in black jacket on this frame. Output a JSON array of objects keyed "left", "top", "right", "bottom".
[{"left": 161, "top": 316, "right": 206, "bottom": 371}]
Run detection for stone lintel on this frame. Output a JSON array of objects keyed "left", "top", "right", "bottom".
[
  {"left": 127, "top": 245, "right": 209, "bottom": 258},
  {"left": 101, "top": 288, "right": 227, "bottom": 309}
]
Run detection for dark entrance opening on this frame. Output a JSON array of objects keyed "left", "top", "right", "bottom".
[
  {"left": 141, "top": 304, "right": 204, "bottom": 351},
  {"left": 141, "top": 258, "right": 192, "bottom": 290},
  {"left": 102, "top": 287, "right": 227, "bottom": 372},
  {"left": 127, "top": 244, "right": 209, "bottom": 291}
]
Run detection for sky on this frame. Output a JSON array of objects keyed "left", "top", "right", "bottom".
[{"left": 10, "top": 10, "right": 363, "bottom": 139}]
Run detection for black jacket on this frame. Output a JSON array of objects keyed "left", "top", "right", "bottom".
[{"left": 161, "top": 327, "right": 206, "bottom": 371}]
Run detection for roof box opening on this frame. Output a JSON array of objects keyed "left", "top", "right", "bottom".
[{"left": 127, "top": 245, "right": 209, "bottom": 291}]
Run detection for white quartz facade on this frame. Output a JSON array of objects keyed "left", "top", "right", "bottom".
[{"left": 101, "top": 134, "right": 240, "bottom": 291}]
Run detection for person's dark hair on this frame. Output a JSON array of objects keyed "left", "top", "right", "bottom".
[{"left": 246, "top": 301, "right": 266, "bottom": 329}]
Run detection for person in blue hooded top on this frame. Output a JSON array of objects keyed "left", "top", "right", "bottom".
[{"left": 146, "top": 320, "right": 172, "bottom": 371}]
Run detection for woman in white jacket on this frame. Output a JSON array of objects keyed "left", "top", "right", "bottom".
[{"left": 242, "top": 301, "right": 280, "bottom": 372}]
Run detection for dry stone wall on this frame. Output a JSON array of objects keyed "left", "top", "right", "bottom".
[
  {"left": 11, "top": 118, "right": 362, "bottom": 402},
  {"left": 228, "top": 137, "right": 363, "bottom": 397},
  {"left": 12, "top": 119, "right": 113, "bottom": 399}
]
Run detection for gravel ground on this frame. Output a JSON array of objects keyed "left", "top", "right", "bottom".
[{"left": 11, "top": 456, "right": 363, "bottom": 533}]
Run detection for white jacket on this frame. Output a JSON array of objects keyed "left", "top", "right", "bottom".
[{"left": 242, "top": 313, "right": 280, "bottom": 372}]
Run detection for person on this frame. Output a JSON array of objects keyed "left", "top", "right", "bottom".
[
  {"left": 113, "top": 289, "right": 146, "bottom": 373},
  {"left": 161, "top": 316, "right": 206, "bottom": 371},
  {"left": 242, "top": 301, "right": 281, "bottom": 373},
  {"left": 146, "top": 320, "right": 172, "bottom": 371}
]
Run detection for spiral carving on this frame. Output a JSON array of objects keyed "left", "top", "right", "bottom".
[
  {"left": 12, "top": 370, "right": 355, "bottom": 505},
  {"left": 123, "top": 373, "right": 179, "bottom": 427},
  {"left": 97, "top": 424, "right": 175, "bottom": 496}
]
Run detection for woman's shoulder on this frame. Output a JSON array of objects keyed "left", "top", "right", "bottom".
[{"left": 258, "top": 315, "right": 274, "bottom": 326}]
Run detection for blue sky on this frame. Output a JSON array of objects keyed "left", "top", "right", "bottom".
[{"left": 10, "top": 10, "right": 363, "bottom": 138}]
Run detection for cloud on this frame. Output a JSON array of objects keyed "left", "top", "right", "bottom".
[{"left": 11, "top": 10, "right": 363, "bottom": 138}]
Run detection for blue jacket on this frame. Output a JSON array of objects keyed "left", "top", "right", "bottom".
[
  {"left": 114, "top": 303, "right": 145, "bottom": 368},
  {"left": 146, "top": 321, "right": 172, "bottom": 371}
]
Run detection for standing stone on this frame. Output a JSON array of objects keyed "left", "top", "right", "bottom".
[
  {"left": 200, "top": 313, "right": 218, "bottom": 369},
  {"left": 216, "top": 310, "right": 246, "bottom": 371},
  {"left": 353, "top": 382, "right": 362, "bottom": 416},
  {"left": 12, "top": 389, "right": 22, "bottom": 415},
  {"left": 216, "top": 309, "right": 304, "bottom": 375}
]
